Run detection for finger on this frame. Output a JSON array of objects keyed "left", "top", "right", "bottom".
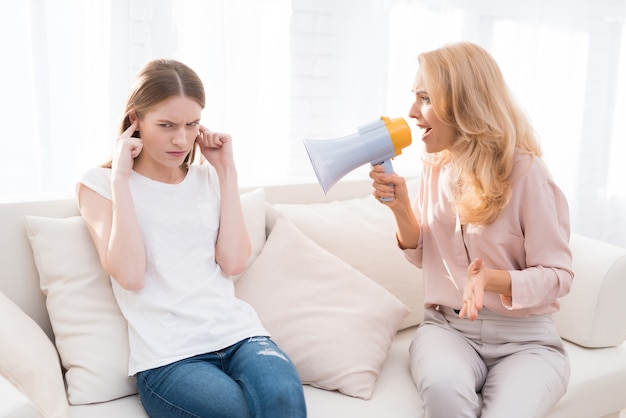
[
  {"left": 369, "top": 168, "right": 385, "bottom": 181},
  {"left": 468, "top": 304, "right": 478, "bottom": 321},
  {"left": 459, "top": 297, "right": 475, "bottom": 321},
  {"left": 197, "top": 126, "right": 210, "bottom": 139},
  {"left": 473, "top": 257, "right": 484, "bottom": 271},
  {"left": 458, "top": 301, "right": 467, "bottom": 319},
  {"left": 200, "top": 131, "right": 220, "bottom": 148},
  {"left": 122, "top": 119, "right": 139, "bottom": 138},
  {"left": 372, "top": 172, "right": 393, "bottom": 186},
  {"left": 129, "top": 142, "right": 143, "bottom": 158},
  {"left": 214, "top": 132, "right": 231, "bottom": 146},
  {"left": 212, "top": 133, "right": 224, "bottom": 146},
  {"left": 371, "top": 184, "right": 392, "bottom": 202},
  {"left": 370, "top": 164, "right": 386, "bottom": 174},
  {"left": 467, "top": 257, "right": 480, "bottom": 274}
]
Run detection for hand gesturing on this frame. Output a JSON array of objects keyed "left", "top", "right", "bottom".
[{"left": 459, "top": 258, "right": 486, "bottom": 321}]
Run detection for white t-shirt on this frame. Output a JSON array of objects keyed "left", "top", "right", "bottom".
[{"left": 79, "top": 164, "right": 268, "bottom": 375}]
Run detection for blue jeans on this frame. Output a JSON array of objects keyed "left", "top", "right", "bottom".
[{"left": 136, "top": 336, "right": 307, "bottom": 418}]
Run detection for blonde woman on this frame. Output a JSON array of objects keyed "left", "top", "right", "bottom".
[
  {"left": 78, "top": 59, "right": 306, "bottom": 418},
  {"left": 371, "top": 42, "right": 573, "bottom": 417}
]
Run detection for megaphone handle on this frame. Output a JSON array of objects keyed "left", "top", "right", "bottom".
[{"left": 374, "top": 159, "right": 395, "bottom": 202}]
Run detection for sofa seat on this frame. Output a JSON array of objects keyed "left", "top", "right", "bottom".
[
  {"left": 307, "top": 329, "right": 626, "bottom": 418},
  {"left": 65, "top": 327, "right": 626, "bottom": 418},
  {"left": 548, "top": 341, "right": 626, "bottom": 418}
]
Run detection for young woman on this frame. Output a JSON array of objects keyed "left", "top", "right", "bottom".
[
  {"left": 77, "top": 59, "right": 306, "bottom": 418},
  {"left": 371, "top": 42, "right": 573, "bottom": 417}
]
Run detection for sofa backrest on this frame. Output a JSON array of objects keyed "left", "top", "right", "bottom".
[
  {"left": 553, "top": 233, "right": 626, "bottom": 348},
  {"left": 0, "top": 198, "right": 80, "bottom": 340},
  {"left": 0, "top": 180, "right": 373, "bottom": 341},
  {"left": 2, "top": 179, "right": 625, "bottom": 348}
]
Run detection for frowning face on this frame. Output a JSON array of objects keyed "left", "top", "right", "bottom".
[{"left": 133, "top": 95, "right": 202, "bottom": 180}]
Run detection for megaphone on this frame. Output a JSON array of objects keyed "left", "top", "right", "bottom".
[{"left": 303, "top": 116, "right": 412, "bottom": 198}]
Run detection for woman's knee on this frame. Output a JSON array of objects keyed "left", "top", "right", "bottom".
[
  {"left": 409, "top": 328, "right": 485, "bottom": 417},
  {"left": 262, "top": 380, "right": 306, "bottom": 417},
  {"left": 242, "top": 364, "right": 306, "bottom": 417},
  {"left": 232, "top": 338, "right": 306, "bottom": 417},
  {"left": 137, "top": 363, "right": 251, "bottom": 418}
]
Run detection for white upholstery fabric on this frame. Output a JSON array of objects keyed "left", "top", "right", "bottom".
[
  {"left": 0, "top": 180, "right": 625, "bottom": 418},
  {"left": 0, "top": 291, "right": 69, "bottom": 417},
  {"left": 0, "top": 374, "right": 41, "bottom": 418},
  {"left": 553, "top": 234, "right": 626, "bottom": 347}
]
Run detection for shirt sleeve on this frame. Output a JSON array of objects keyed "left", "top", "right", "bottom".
[
  {"left": 77, "top": 167, "right": 112, "bottom": 201},
  {"left": 401, "top": 230, "right": 424, "bottom": 267},
  {"left": 506, "top": 160, "right": 574, "bottom": 310}
]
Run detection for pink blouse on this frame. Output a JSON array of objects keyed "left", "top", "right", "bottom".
[{"left": 403, "top": 151, "right": 574, "bottom": 317}]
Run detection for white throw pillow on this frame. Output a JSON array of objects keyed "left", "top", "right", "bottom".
[
  {"left": 268, "top": 179, "right": 423, "bottom": 329},
  {"left": 24, "top": 215, "right": 136, "bottom": 405},
  {"left": 0, "top": 290, "right": 70, "bottom": 417},
  {"left": 23, "top": 188, "right": 267, "bottom": 404},
  {"left": 235, "top": 216, "right": 410, "bottom": 400}
]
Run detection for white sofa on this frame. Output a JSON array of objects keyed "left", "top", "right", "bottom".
[{"left": 1, "top": 179, "right": 626, "bottom": 418}]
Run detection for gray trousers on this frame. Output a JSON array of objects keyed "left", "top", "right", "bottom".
[{"left": 409, "top": 306, "right": 570, "bottom": 418}]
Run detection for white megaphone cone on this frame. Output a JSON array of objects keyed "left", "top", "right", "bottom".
[{"left": 303, "top": 116, "right": 412, "bottom": 199}]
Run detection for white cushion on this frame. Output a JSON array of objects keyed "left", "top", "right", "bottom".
[
  {"left": 267, "top": 181, "right": 423, "bottom": 330},
  {"left": 235, "top": 216, "right": 409, "bottom": 400},
  {"left": 24, "top": 215, "right": 135, "bottom": 405},
  {"left": 0, "top": 290, "right": 69, "bottom": 417}
]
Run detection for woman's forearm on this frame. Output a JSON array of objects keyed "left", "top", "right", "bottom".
[
  {"left": 393, "top": 202, "right": 421, "bottom": 250},
  {"left": 108, "top": 174, "right": 146, "bottom": 290},
  {"left": 214, "top": 166, "right": 251, "bottom": 276}
]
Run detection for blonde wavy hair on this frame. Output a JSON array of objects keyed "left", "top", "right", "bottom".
[{"left": 419, "top": 42, "right": 542, "bottom": 225}]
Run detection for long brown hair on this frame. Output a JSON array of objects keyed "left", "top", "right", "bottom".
[
  {"left": 419, "top": 42, "right": 541, "bottom": 225},
  {"left": 102, "top": 59, "right": 206, "bottom": 168}
]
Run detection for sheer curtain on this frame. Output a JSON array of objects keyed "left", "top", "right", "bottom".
[
  {"left": 0, "top": 0, "right": 292, "bottom": 199},
  {"left": 0, "top": 0, "right": 113, "bottom": 199},
  {"left": 1, "top": 0, "right": 625, "bottom": 246}
]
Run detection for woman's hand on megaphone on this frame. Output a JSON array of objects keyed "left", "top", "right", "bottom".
[{"left": 369, "top": 164, "right": 410, "bottom": 208}]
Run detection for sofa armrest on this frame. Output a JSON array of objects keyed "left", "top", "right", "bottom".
[
  {"left": 553, "top": 233, "right": 626, "bottom": 348},
  {"left": 0, "top": 375, "right": 39, "bottom": 418}
]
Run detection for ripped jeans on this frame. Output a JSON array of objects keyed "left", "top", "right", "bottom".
[{"left": 136, "top": 336, "right": 306, "bottom": 418}]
